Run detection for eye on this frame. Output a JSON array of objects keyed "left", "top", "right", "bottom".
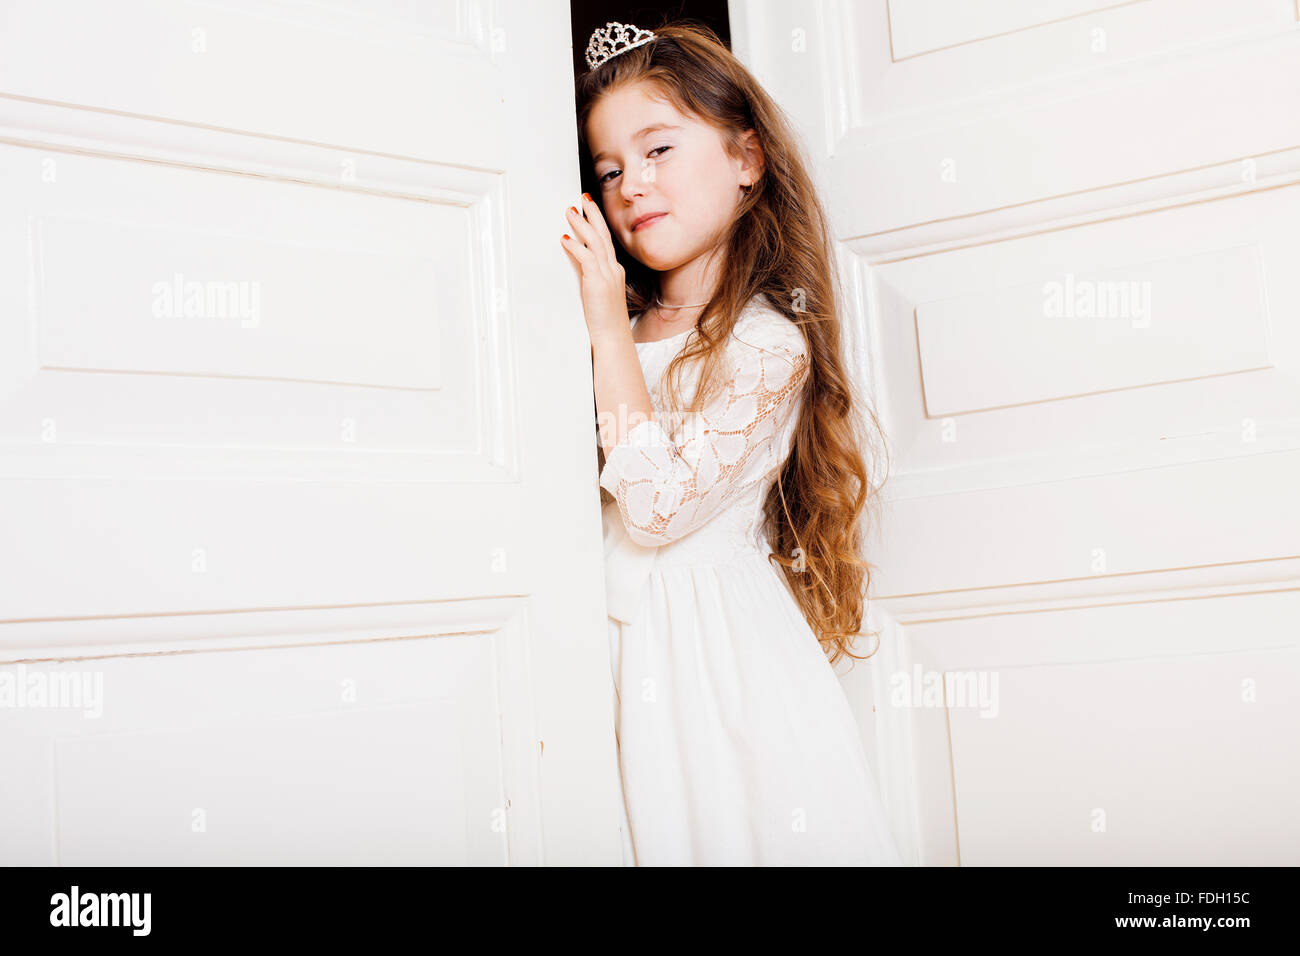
[{"left": 592, "top": 146, "right": 670, "bottom": 187}]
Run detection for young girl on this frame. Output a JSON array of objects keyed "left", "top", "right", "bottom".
[{"left": 562, "top": 19, "right": 903, "bottom": 867}]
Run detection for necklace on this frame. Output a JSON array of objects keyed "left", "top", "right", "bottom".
[{"left": 652, "top": 295, "right": 709, "bottom": 319}]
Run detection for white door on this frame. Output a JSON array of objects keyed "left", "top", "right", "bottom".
[
  {"left": 732, "top": 0, "right": 1300, "bottom": 865},
  {"left": 0, "top": 0, "right": 621, "bottom": 865}
]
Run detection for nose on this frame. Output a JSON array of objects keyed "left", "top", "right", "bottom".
[{"left": 618, "top": 163, "right": 649, "bottom": 206}]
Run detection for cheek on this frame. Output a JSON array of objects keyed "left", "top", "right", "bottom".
[{"left": 675, "top": 172, "right": 734, "bottom": 228}]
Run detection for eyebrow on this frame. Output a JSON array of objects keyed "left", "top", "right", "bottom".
[{"left": 591, "top": 124, "right": 682, "bottom": 164}]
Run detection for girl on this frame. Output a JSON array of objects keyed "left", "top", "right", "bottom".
[{"left": 562, "top": 19, "right": 903, "bottom": 867}]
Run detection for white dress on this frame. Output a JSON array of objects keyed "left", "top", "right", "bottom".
[{"left": 598, "top": 293, "right": 904, "bottom": 867}]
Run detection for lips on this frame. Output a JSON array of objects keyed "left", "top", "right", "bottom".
[{"left": 631, "top": 212, "right": 668, "bottom": 232}]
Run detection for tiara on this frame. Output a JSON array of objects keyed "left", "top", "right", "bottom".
[{"left": 585, "top": 21, "right": 657, "bottom": 71}]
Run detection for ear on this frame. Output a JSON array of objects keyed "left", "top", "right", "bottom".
[{"left": 735, "top": 129, "right": 765, "bottom": 188}]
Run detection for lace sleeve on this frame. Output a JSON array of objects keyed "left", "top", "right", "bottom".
[{"left": 598, "top": 319, "right": 810, "bottom": 547}]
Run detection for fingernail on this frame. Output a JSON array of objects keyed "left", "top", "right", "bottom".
[
  {"left": 562, "top": 233, "right": 570, "bottom": 240},
  {"left": 582, "top": 192, "right": 592, "bottom": 202},
  {"left": 568, "top": 206, "right": 577, "bottom": 214}
]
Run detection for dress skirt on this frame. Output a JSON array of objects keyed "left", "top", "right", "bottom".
[{"left": 607, "top": 549, "right": 905, "bottom": 867}]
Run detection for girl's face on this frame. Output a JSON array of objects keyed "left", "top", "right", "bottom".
[{"left": 585, "top": 81, "right": 760, "bottom": 273}]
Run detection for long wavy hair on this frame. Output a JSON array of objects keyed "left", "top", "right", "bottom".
[{"left": 578, "top": 20, "right": 890, "bottom": 666}]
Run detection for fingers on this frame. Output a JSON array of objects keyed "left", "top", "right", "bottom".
[
  {"left": 580, "top": 193, "right": 615, "bottom": 250},
  {"left": 559, "top": 232, "right": 594, "bottom": 271},
  {"left": 564, "top": 203, "right": 598, "bottom": 250},
  {"left": 558, "top": 235, "right": 582, "bottom": 277},
  {"left": 559, "top": 195, "right": 624, "bottom": 282},
  {"left": 563, "top": 197, "right": 621, "bottom": 272}
]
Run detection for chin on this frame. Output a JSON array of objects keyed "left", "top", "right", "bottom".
[{"left": 629, "top": 244, "right": 684, "bottom": 272}]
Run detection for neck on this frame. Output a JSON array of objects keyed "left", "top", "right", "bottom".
[{"left": 656, "top": 245, "right": 723, "bottom": 310}]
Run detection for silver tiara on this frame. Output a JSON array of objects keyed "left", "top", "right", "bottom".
[{"left": 585, "top": 21, "right": 657, "bottom": 71}]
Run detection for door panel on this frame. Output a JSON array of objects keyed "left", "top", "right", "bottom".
[
  {"left": 0, "top": 0, "right": 619, "bottom": 865},
  {"left": 732, "top": 0, "right": 1300, "bottom": 865}
]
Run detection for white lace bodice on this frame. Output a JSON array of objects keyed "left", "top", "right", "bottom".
[{"left": 599, "top": 295, "right": 810, "bottom": 573}]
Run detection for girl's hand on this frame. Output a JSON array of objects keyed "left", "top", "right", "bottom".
[{"left": 560, "top": 193, "right": 629, "bottom": 345}]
